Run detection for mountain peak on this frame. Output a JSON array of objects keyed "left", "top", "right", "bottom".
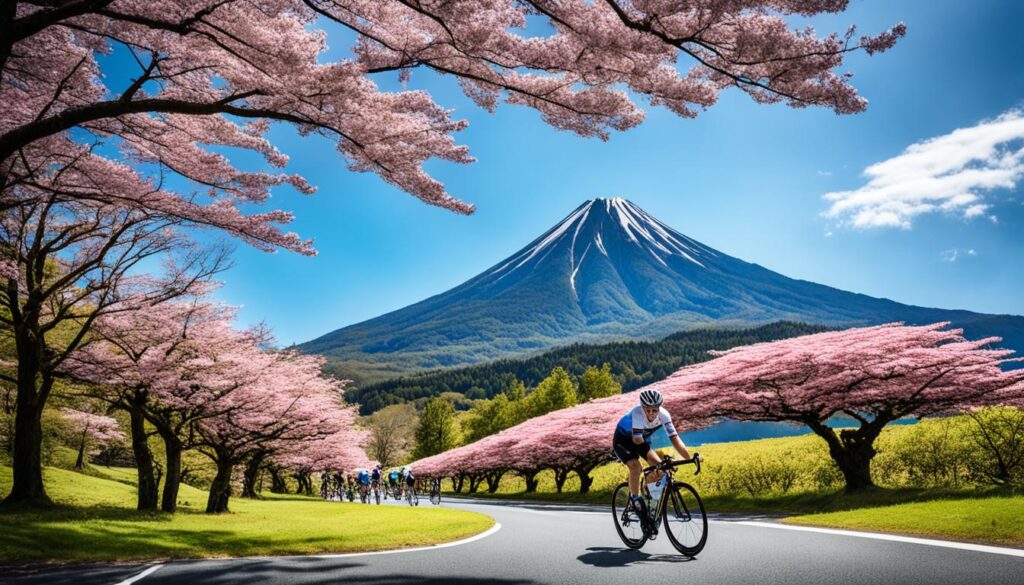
[
  {"left": 486, "top": 198, "right": 713, "bottom": 288},
  {"left": 301, "top": 199, "right": 1024, "bottom": 384}
]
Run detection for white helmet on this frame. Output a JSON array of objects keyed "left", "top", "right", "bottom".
[{"left": 639, "top": 389, "right": 663, "bottom": 407}]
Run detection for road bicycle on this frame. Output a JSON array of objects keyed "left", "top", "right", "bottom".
[
  {"left": 372, "top": 481, "right": 382, "bottom": 504},
  {"left": 405, "top": 484, "right": 420, "bottom": 506},
  {"left": 429, "top": 478, "right": 442, "bottom": 506},
  {"left": 611, "top": 454, "right": 707, "bottom": 556}
]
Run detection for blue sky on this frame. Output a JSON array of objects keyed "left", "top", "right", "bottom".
[{"left": 110, "top": 0, "right": 1024, "bottom": 346}]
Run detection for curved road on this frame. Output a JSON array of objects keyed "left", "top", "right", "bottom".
[{"left": 4, "top": 497, "right": 1022, "bottom": 585}]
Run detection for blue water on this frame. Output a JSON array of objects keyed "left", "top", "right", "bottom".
[{"left": 650, "top": 417, "right": 920, "bottom": 449}]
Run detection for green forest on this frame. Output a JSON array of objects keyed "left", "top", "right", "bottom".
[{"left": 346, "top": 322, "right": 830, "bottom": 414}]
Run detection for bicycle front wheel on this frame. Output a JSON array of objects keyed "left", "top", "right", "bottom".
[
  {"left": 611, "top": 482, "right": 648, "bottom": 549},
  {"left": 430, "top": 491, "right": 441, "bottom": 506},
  {"left": 663, "top": 482, "right": 707, "bottom": 556}
]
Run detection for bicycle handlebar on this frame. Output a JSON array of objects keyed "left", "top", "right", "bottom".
[{"left": 643, "top": 453, "right": 702, "bottom": 476}]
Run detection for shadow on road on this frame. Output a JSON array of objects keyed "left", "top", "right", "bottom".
[
  {"left": 576, "top": 547, "right": 695, "bottom": 568},
  {"left": 128, "top": 556, "right": 543, "bottom": 585}
]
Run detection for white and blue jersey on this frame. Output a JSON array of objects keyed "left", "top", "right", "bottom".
[
  {"left": 615, "top": 405, "right": 678, "bottom": 443},
  {"left": 356, "top": 470, "right": 370, "bottom": 485}
]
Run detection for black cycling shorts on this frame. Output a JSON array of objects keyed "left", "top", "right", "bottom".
[{"left": 612, "top": 430, "right": 651, "bottom": 463}]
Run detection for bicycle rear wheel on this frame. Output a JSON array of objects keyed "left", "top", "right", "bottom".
[
  {"left": 611, "top": 482, "right": 648, "bottom": 549},
  {"left": 430, "top": 490, "right": 441, "bottom": 506},
  {"left": 663, "top": 482, "right": 707, "bottom": 556}
]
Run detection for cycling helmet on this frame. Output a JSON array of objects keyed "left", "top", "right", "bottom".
[{"left": 639, "top": 389, "right": 663, "bottom": 407}]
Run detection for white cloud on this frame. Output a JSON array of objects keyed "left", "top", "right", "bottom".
[
  {"left": 817, "top": 170, "right": 833, "bottom": 177},
  {"left": 823, "top": 108, "right": 1024, "bottom": 229},
  {"left": 940, "top": 248, "right": 978, "bottom": 263}
]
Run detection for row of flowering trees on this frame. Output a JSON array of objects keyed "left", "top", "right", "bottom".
[
  {"left": 414, "top": 369, "right": 712, "bottom": 494},
  {"left": 412, "top": 323, "right": 1024, "bottom": 493},
  {"left": 59, "top": 294, "right": 371, "bottom": 513}
]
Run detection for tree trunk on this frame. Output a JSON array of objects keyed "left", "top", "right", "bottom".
[
  {"left": 161, "top": 435, "right": 183, "bottom": 513},
  {"left": 2, "top": 368, "right": 51, "bottom": 507},
  {"left": 294, "top": 472, "right": 312, "bottom": 495},
  {"left": 834, "top": 430, "right": 877, "bottom": 491},
  {"left": 806, "top": 417, "right": 886, "bottom": 493},
  {"left": 575, "top": 468, "right": 594, "bottom": 494},
  {"left": 206, "top": 458, "right": 234, "bottom": 514},
  {"left": 128, "top": 399, "right": 159, "bottom": 512},
  {"left": 553, "top": 467, "right": 570, "bottom": 493},
  {"left": 519, "top": 470, "right": 539, "bottom": 493},
  {"left": 468, "top": 473, "right": 483, "bottom": 493},
  {"left": 269, "top": 466, "right": 288, "bottom": 494},
  {"left": 75, "top": 432, "right": 86, "bottom": 470},
  {"left": 485, "top": 470, "right": 504, "bottom": 493},
  {"left": 241, "top": 452, "right": 265, "bottom": 499},
  {"left": 450, "top": 475, "right": 464, "bottom": 493}
]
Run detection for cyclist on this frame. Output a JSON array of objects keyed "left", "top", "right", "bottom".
[
  {"left": 370, "top": 464, "right": 383, "bottom": 502},
  {"left": 388, "top": 468, "right": 400, "bottom": 498},
  {"left": 404, "top": 466, "right": 417, "bottom": 496},
  {"left": 612, "top": 389, "right": 692, "bottom": 519},
  {"left": 333, "top": 471, "right": 344, "bottom": 500},
  {"left": 345, "top": 472, "right": 356, "bottom": 502},
  {"left": 356, "top": 468, "right": 371, "bottom": 502}
]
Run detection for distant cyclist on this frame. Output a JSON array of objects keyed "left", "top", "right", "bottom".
[
  {"left": 388, "top": 468, "right": 400, "bottom": 497},
  {"left": 356, "top": 468, "right": 371, "bottom": 502},
  {"left": 404, "top": 466, "right": 417, "bottom": 494},
  {"left": 612, "top": 389, "right": 692, "bottom": 516},
  {"left": 371, "top": 464, "right": 382, "bottom": 501}
]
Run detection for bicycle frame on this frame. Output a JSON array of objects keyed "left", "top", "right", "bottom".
[{"left": 641, "top": 456, "right": 702, "bottom": 530}]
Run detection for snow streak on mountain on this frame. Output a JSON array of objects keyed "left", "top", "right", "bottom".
[{"left": 301, "top": 198, "right": 1024, "bottom": 383}]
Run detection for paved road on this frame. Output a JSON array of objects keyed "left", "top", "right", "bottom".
[{"left": 4, "top": 496, "right": 1022, "bottom": 585}]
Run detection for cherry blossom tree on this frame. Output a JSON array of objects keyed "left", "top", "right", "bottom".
[
  {"left": 2, "top": 1, "right": 905, "bottom": 234},
  {"left": 256, "top": 421, "right": 371, "bottom": 498},
  {"left": 64, "top": 298, "right": 264, "bottom": 512},
  {"left": 58, "top": 407, "right": 125, "bottom": 470},
  {"left": 0, "top": 197, "right": 222, "bottom": 506},
  {"left": 647, "top": 323, "right": 1024, "bottom": 491},
  {"left": 192, "top": 350, "right": 355, "bottom": 513}
]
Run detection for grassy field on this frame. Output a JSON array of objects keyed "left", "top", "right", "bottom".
[
  {"left": 784, "top": 496, "right": 1024, "bottom": 547},
  {"left": 0, "top": 465, "right": 494, "bottom": 563},
  {"left": 443, "top": 427, "right": 1024, "bottom": 547}
]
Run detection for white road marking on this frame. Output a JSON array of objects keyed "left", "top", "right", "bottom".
[
  {"left": 297, "top": 522, "right": 502, "bottom": 559},
  {"left": 729, "top": 521, "right": 1024, "bottom": 558},
  {"left": 114, "top": 564, "right": 163, "bottom": 584}
]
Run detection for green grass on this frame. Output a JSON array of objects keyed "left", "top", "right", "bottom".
[
  {"left": 0, "top": 465, "right": 494, "bottom": 563},
  {"left": 784, "top": 496, "right": 1024, "bottom": 547}
]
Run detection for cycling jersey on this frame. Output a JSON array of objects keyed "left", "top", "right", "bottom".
[
  {"left": 615, "top": 405, "right": 678, "bottom": 442},
  {"left": 356, "top": 470, "right": 370, "bottom": 485},
  {"left": 371, "top": 469, "right": 381, "bottom": 481},
  {"left": 405, "top": 472, "right": 415, "bottom": 486},
  {"left": 389, "top": 471, "right": 399, "bottom": 482}
]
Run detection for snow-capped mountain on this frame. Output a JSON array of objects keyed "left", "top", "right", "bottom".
[{"left": 301, "top": 198, "right": 1024, "bottom": 382}]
